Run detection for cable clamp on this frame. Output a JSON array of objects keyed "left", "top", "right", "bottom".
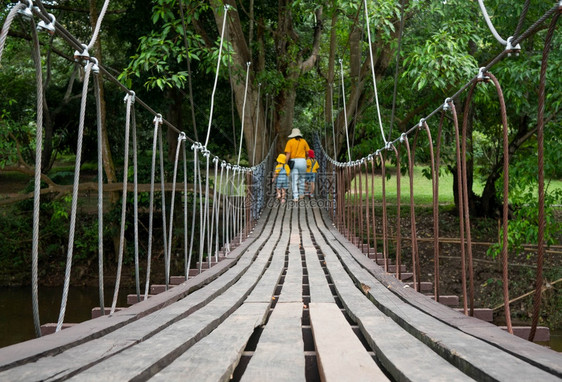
[
  {"left": 153, "top": 113, "right": 163, "bottom": 126},
  {"left": 178, "top": 132, "right": 187, "bottom": 142},
  {"left": 37, "top": 13, "right": 56, "bottom": 35},
  {"left": 559, "top": 0, "right": 562, "bottom": 12},
  {"left": 400, "top": 133, "right": 407, "bottom": 143},
  {"left": 213, "top": 156, "right": 219, "bottom": 164},
  {"left": 375, "top": 149, "right": 381, "bottom": 156},
  {"left": 123, "top": 90, "right": 135, "bottom": 104},
  {"left": 74, "top": 44, "right": 90, "bottom": 65},
  {"left": 18, "top": 0, "right": 34, "bottom": 21},
  {"left": 505, "top": 36, "right": 521, "bottom": 57},
  {"left": 443, "top": 97, "right": 452, "bottom": 111},
  {"left": 477, "top": 67, "right": 489, "bottom": 83},
  {"left": 418, "top": 118, "right": 426, "bottom": 129},
  {"left": 90, "top": 57, "right": 99, "bottom": 74},
  {"left": 384, "top": 141, "right": 393, "bottom": 151},
  {"left": 201, "top": 147, "right": 211, "bottom": 157}
]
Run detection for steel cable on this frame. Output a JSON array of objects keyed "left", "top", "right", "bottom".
[
  {"left": 0, "top": 2, "right": 25, "bottom": 65},
  {"left": 132, "top": 110, "right": 141, "bottom": 301},
  {"left": 144, "top": 115, "right": 163, "bottom": 298},
  {"left": 57, "top": 61, "right": 93, "bottom": 330},
  {"left": 29, "top": 15, "right": 44, "bottom": 337},
  {"left": 94, "top": 66, "right": 105, "bottom": 316},
  {"left": 110, "top": 91, "right": 134, "bottom": 315}
]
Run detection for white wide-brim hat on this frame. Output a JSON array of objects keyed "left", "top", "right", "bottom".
[{"left": 288, "top": 128, "right": 302, "bottom": 138}]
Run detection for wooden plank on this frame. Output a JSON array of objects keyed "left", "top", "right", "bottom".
[
  {"left": 0, "top": 208, "right": 276, "bottom": 373},
  {"left": 240, "top": 303, "right": 305, "bottom": 382},
  {"left": 0, "top": 208, "right": 282, "bottom": 380},
  {"left": 278, "top": 208, "right": 302, "bottom": 304},
  {"left": 151, "top": 302, "right": 270, "bottom": 382},
  {"left": 300, "top": 208, "right": 333, "bottom": 303},
  {"left": 312, "top": 206, "right": 562, "bottom": 381},
  {"left": 316, "top": 206, "right": 562, "bottom": 378},
  {"left": 245, "top": 208, "right": 291, "bottom": 304},
  {"left": 241, "top": 208, "right": 305, "bottom": 382},
  {"left": 309, "top": 302, "right": 388, "bottom": 382},
  {"left": 306, "top": 206, "right": 473, "bottom": 382},
  {"left": 68, "top": 208, "right": 287, "bottom": 381}
]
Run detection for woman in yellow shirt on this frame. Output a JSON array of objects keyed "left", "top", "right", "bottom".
[{"left": 284, "top": 128, "right": 310, "bottom": 201}]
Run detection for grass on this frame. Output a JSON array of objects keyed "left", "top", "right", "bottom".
[{"left": 345, "top": 165, "right": 562, "bottom": 206}]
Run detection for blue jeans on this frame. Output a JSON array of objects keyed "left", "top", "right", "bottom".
[{"left": 291, "top": 158, "right": 307, "bottom": 199}]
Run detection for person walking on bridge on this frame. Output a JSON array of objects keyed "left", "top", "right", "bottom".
[{"left": 284, "top": 128, "right": 310, "bottom": 202}]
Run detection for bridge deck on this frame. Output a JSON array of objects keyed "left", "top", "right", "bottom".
[{"left": 0, "top": 203, "right": 560, "bottom": 381}]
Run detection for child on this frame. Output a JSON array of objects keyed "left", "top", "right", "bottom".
[
  {"left": 272, "top": 153, "right": 290, "bottom": 203},
  {"left": 305, "top": 149, "right": 319, "bottom": 197}
]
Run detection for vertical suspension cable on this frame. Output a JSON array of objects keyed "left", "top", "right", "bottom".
[
  {"left": 421, "top": 120, "right": 439, "bottom": 300},
  {"left": 252, "top": 83, "right": 261, "bottom": 165},
  {"left": 392, "top": 144, "right": 402, "bottom": 280},
  {"left": 338, "top": 59, "right": 351, "bottom": 161},
  {"left": 166, "top": 133, "right": 187, "bottom": 288},
  {"left": 131, "top": 110, "right": 141, "bottom": 301},
  {"left": 187, "top": 143, "right": 199, "bottom": 280},
  {"left": 363, "top": 0, "right": 387, "bottom": 144},
  {"left": 488, "top": 71, "right": 513, "bottom": 334},
  {"left": 237, "top": 62, "right": 252, "bottom": 166},
  {"left": 93, "top": 62, "right": 105, "bottom": 315},
  {"left": 110, "top": 91, "right": 135, "bottom": 316},
  {"left": 211, "top": 157, "right": 220, "bottom": 262},
  {"left": 29, "top": 15, "right": 44, "bottom": 337},
  {"left": 330, "top": 84, "right": 337, "bottom": 157},
  {"left": 201, "top": 149, "right": 211, "bottom": 268},
  {"left": 449, "top": 100, "right": 469, "bottom": 314},
  {"left": 379, "top": 150, "right": 389, "bottom": 272},
  {"left": 402, "top": 134, "right": 419, "bottom": 291},
  {"left": 144, "top": 115, "right": 163, "bottom": 298},
  {"left": 370, "top": 155, "right": 378, "bottom": 257},
  {"left": 182, "top": 142, "right": 189, "bottom": 280},
  {"left": 530, "top": 13, "right": 558, "bottom": 342},
  {"left": 461, "top": 84, "right": 477, "bottom": 317},
  {"left": 57, "top": 61, "right": 93, "bottom": 330},
  {"left": 204, "top": 5, "right": 230, "bottom": 147}
]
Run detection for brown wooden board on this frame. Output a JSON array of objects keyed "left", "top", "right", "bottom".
[
  {"left": 313, "top": 206, "right": 562, "bottom": 381},
  {"left": 309, "top": 302, "right": 388, "bottom": 381}
]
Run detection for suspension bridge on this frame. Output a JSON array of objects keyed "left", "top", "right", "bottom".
[{"left": 1, "top": 0, "right": 561, "bottom": 380}]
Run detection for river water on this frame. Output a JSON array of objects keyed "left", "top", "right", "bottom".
[
  {"left": 0, "top": 286, "right": 132, "bottom": 348},
  {"left": 1, "top": 286, "right": 561, "bottom": 352}
]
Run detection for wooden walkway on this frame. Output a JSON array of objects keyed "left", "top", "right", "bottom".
[{"left": 0, "top": 203, "right": 561, "bottom": 381}]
